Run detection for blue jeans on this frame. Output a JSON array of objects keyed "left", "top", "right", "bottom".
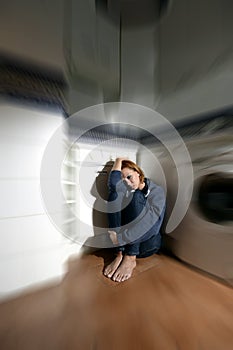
[{"left": 108, "top": 188, "right": 164, "bottom": 257}]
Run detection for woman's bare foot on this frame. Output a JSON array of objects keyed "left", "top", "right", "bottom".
[
  {"left": 104, "top": 252, "right": 123, "bottom": 279},
  {"left": 112, "top": 255, "right": 136, "bottom": 283}
]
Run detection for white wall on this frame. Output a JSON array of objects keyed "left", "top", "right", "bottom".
[{"left": 0, "top": 103, "right": 80, "bottom": 299}]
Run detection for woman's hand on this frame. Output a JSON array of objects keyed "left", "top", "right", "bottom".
[
  {"left": 116, "top": 157, "right": 127, "bottom": 162},
  {"left": 112, "top": 157, "right": 128, "bottom": 171},
  {"left": 108, "top": 230, "right": 118, "bottom": 245}
]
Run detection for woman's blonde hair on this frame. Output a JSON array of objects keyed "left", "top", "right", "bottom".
[{"left": 121, "top": 160, "right": 145, "bottom": 184}]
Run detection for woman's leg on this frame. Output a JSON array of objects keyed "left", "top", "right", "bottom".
[
  {"left": 126, "top": 205, "right": 165, "bottom": 257},
  {"left": 104, "top": 191, "right": 124, "bottom": 278},
  {"left": 107, "top": 190, "right": 122, "bottom": 230},
  {"left": 121, "top": 190, "right": 147, "bottom": 256},
  {"left": 111, "top": 190, "right": 146, "bottom": 282},
  {"left": 107, "top": 189, "right": 125, "bottom": 253},
  {"left": 137, "top": 233, "right": 161, "bottom": 258}
]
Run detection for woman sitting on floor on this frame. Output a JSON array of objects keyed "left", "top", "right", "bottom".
[{"left": 104, "top": 157, "right": 166, "bottom": 282}]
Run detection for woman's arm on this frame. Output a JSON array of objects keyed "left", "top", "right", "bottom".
[
  {"left": 108, "top": 157, "right": 128, "bottom": 191},
  {"left": 111, "top": 157, "right": 127, "bottom": 171},
  {"left": 117, "top": 184, "right": 166, "bottom": 245},
  {"left": 107, "top": 158, "right": 127, "bottom": 238}
]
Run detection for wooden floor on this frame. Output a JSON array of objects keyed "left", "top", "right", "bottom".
[{"left": 0, "top": 249, "right": 233, "bottom": 350}]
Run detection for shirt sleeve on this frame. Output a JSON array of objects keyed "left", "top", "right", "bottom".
[
  {"left": 108, "top": 170, "right": 126, "bottom": 193},
  {"left": 107, "top": 170, "right": 127, "bottom": 232},
  {"left": 117, "top": 184, "right": 166, "bottom": 245}
]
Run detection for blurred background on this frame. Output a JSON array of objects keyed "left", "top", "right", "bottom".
[{"left": 0, "top": 0, "right": 233, "bottom": 298}]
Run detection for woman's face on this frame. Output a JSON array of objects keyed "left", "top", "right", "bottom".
[{"left": 121, "top": 167, "right": 140, "bottom": 190}]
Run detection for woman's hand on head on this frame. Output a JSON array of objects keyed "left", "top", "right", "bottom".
[
  {"left": 115, "top": 157, "right": 128, "bottom": 162},
  {"left": 112, "top": 157, "right": 128, "bottom": 171}
]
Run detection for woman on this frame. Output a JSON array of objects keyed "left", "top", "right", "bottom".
[{"left": 104, "top": 157, "right": 166, "bottom": 282}]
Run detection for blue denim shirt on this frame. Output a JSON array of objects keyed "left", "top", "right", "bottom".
[{"left": 108, "top": 170, "right": 166, "bottom": 245}]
